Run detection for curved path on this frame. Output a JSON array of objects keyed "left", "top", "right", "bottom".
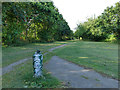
[
  {"left": 1, "top": 44, "right": 67, "bottom": 75},
  {"left": 44, "top": 56, "right": 118, "bottom": 88}
]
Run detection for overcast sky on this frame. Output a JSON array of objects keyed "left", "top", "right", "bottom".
[{"left": 52, "top": 0, "right": 119, "bottom": 31}]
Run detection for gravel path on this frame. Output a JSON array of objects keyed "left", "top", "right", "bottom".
[
  {"left": 1, "top": 44, "right": 67, "bottom": 75},
  {"left": 44, "top": 56, "right": 118, "bottom": 88}
]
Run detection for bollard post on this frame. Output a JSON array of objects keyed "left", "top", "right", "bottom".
[{"left": 33, "top": 50, "right": 43, "bottom": 78}]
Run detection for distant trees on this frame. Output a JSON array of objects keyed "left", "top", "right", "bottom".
[
  {"left": 2, "top": 2, "right": 73, "bottom": 46},
  {"left": 74, "top": 23, "right": 86, "bottom": 39},
  {"left": 75, "top": 2, "right": 120, "bottom": 42}
]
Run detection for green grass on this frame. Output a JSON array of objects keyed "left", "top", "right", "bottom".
[
  {"left": 2, "top": 40, "right": 119, "bottom": 88},
  {"left": 2, "top": 41, "right": 68, "bottom": 67},
  {"left": 81, "top": 75, "right": 89, "bottom": 79},
  {"left": 2, "top": 52, "right": 64, "bottom": 88},
  {"left": 53, "top": 40, "right": 118, "bottom": 79},
  {"left": 95, "top": 78, "right": 100, "bottom": 81},
  {"left": 2, "top": 41, "right": 70, "bottom": 88}
]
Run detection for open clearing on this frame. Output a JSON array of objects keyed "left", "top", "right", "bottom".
[
  {"left": 2, "top": 44, "right": 67, "bottom": 75},
  {"left": 52, "top": 41, "right": 118, "bottom": 79},
  {"left": 2, "top": 40, "right": 118, "bottom": 88}
]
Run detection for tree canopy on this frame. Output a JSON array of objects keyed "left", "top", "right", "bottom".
[
  {"left": 75, "top": 2, "right": 120, "bottom": 42},
  {"left": 2, "top": 2, "right": 73, "bottom": 46}
]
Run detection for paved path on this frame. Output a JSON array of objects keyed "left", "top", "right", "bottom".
[
  {"left": 44, "top": 56, "right": 118, "bottom": 88},
  {"left": 1, "top": 44, "right": 67, "bottom": 75}
]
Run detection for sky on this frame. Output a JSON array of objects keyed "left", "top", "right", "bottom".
[{"left": 52, "top": 0, "right": 119, "bottom": 31}]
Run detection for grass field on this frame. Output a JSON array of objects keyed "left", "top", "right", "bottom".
[
  {"left": 2, "top": 41, "right": 68, "bottom": 67},
  {"left": 2, "top": 52, "right": 64, "bottom": 88},
  {"left": 2, "top": 41, "right": 69, "bottom": 88},
  {"left": 2, "top": 40, "right": 118, "bottom": 88},
  {"left": 53, "top": 40, "right": 118, "bottom": 79}
]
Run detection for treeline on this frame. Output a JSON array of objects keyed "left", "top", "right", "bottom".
[
  {"left": 75, "top": 2, "right": 120, "bottom": 42},
  {"left": 2, "top": 2, "right": 73, "bottom": 46}
]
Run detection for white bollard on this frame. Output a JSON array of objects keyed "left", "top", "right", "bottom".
[{"left": 33, "top": 50, "right": 43, "bottom": 78}]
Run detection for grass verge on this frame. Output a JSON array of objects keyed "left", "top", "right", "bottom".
[
  {"left": 52, "top": 40, "right": 118, "bottom": 79},
  {"left": 2, "top": 41, "right": 68, "bottom": 67},
  {"left": 2, "top": 52, "right": 64, "bottom": 88},
  {"left": 2, "top": 41, "right": 71, "bottom": 88}
]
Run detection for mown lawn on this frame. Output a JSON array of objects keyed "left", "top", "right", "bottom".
[
  {"left": 53, "top": 40, "right": 118, "bottom": 79},
  {"left": 2, "top": 41, "right": 68, "bottom": 67},
  {"left": 2, "top": 41, "right": 70, "bottom": 88},
  {"left": 2, "top": 40, "right": 118, "bottom": 88},
  {"left": 2, "top": 53, "right": 64, "bottom": 88}
]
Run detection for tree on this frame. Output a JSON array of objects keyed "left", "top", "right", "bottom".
[
  {"left": 75, "top": 1, "right": 120, "bottom": 42},
  {"left": 74, "top": 23, "right": 86, "bottom": 40},
  {"left": 2, "top": 2, "right": 73, "bottom": 46}
]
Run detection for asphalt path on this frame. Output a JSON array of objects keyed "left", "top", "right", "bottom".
[{"left": 44, "top": 56, "right": 118, "bottom": 88}]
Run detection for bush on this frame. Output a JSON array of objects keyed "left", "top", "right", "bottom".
[{"left": 105, "top": 34, "right": 117, "bottom": 42}]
